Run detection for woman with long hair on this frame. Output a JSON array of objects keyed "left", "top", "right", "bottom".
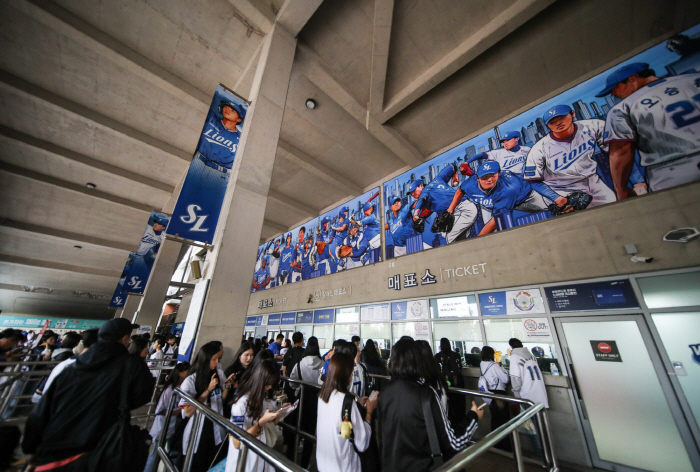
[
  {"left": 435, "top": 337, "right": 466, "bottom": 421},
  {"left": 415, "top": 340, "right": 449, "bottom": 412},
  {"left": 144, "top": 362, "right": 190, "bottom": 472},
  {"left": 480, "top": 346, "right": 511, "bottom": 451},
  {"left": 179, "top": 343, "right": 235, "bottom": 471},
  {"left": 224, "top": 341, "right": 255, "bottom": 386},
  {"left": 225, "top": 360, "right": 286, "bottom": 472},
  {"left": 128, "top": 337, "right": 149, "bottom": 358},
  {"left": 361, "top": 339, "right": 387, "bottom": 376},
  {"left": 236, "top": 348, "right": 275, "bottom": 391},
  {"left": 378, "top": 338, "right": 483, "bottom": 472},
  {"left": 316, "top": 353, "right": 377, "bottom": 472}
]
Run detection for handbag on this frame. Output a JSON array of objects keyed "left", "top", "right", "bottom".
[
  {"left": 341, "top": 394, "right": 380, "bottom": 472},
  {"left": 420, "top": 387, "right": 443, "bottom": 470},
  {"left": 87, "top": 357, "right": 151, "bottom": 472},
  {"left": 478, "top": 362, "right": 495, "bottom": 405}
]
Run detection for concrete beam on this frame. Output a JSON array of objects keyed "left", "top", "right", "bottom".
[
  {"left": 0, "top": 282, "right": 110, "bottom": 300},
  {"left": 227, "top": 0, "right": 275, "bottom": 33},
  {"left": 0, "top": 165, "right": 153, "bottom": 214},
  {"left": 295, "top": 43, "right": 423, "bottom": 167},
  {"left": 0, "top": 254, "right": 121, "bottom": 278},
  {"left": 276, "top": 0, "right": 324, "bottom": 37},
  {"left": 21, "top": 0, "right": 210, "bottom": 108},
  {"left": 268, "top": 189, "right": 317, "bottom": 216},
  {"left": 263, "top": 219, "right": 287, "bottom": 233},
  {"left": 277, "top": 139, "right": 363, "bottom": 195},
  {"left": 0, "top": 71, "right": 192, "bottom": 162},
  {"left": 0, "top": 218, "right": 132, "bottom": 252},
  {"left": 378, "top": 0, "right": 555, "bottom": 123},
  {"left": 0, "top": 126, "right": 175, "bottom": 193},
  {"left": 368, "top": 0, "right": 394, "bottom": 117}
]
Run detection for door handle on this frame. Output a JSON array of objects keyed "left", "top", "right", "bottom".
[{"left": 568, "top": 363, "right": 588, "bottom": 420}]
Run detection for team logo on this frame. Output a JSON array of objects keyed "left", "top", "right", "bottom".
[
  {"left": 482, "top": 163, "right": 494, "bottom": 172},
  {"left": 690, "top": 344, "right": 700, "bottom": 365},
  {"left": 180, "top": 204, "right": 209, "bottom": 232},
  {"left": 523, "top": 319, "right": 538, "bottom": 332},
  {"left": 513, "top": 291, "right": 536, "bottom": 311},
  {"left": 409, "top": 301, "right": 424, "bottom": 318},
  {"left": 128, "top": 276, "right": 142, "bottom": 289}
]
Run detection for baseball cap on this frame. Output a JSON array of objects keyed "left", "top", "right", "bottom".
[
  {"left": 322, "top": 216, "right": 330, "bottom": 224},
  {"left": 363, "top": 202, "right": 374, "bottom": 212},
  {"left": 392, "top": 198, "right": 401, "bottom": 204},
  {"left": 595, "top": 62, "right": 649, "bottom": 97},
  {"left": 285, "top": 232, "right": 292, "bottom": 240},
  {"left": 476, "top": 161, "right": 500, "bottom": 178},
  {"left": 407, "top": 180, "right": 423, "bottom": 194},
  {"left": 501, "top": 131, "right": 521, "bottom": 141},
  {"left": 220, "top": 100, "right": 245, "bottom": 118},
  {"left": 543, "top": 105, "right": 573, "bottom": 125},
  {"left": 152, "top": 214, "right": 169, "bottom": 226},
  {"left": 98, "top": 318, "right": 139, "bottom": 341}
]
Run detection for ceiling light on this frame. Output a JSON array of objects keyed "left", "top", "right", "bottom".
[
  {"left": 74, "top": 245, "right": 82, "bottom": 249},
  {"left": 305, "top": 99, "right": 316, "bottom": 110},
  {"left": 86, "top": 183, "right": 96, "bottom": 189}
]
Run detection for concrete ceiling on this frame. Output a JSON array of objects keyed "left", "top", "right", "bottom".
[{"left": 1, "top": 0, "right": 699, "bottom": 319}]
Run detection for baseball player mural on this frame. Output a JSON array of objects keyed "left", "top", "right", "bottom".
[
  {"left": 168, "top": 85, "right": 248, "bottom": 244},
  {"left": 383, "top": 25, "right": 700, "bottom": 259},
  {"left": 126, "top": 212, "right": 170, "bottom": 294},
  {"left": 250, "top": 189, "right": 381, "bottom": 292}
]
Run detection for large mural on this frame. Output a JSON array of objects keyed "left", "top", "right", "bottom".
[{"left": 384, "top": 26, "right": 700, "bottom": 258}]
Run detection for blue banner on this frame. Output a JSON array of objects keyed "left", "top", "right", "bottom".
[
  {"left": 296, "top": 311, "right": 313, "bottom": 324},
  {"left": 109, "top": 258, "right": 132, "bottom": 308},
  {"left": 171, "top": 322, "right": 185, "bottom": 335},
  {"left": 391, "top": 301, "right": 408, "bottom": 320},
  {"left": 281, "top": 312, "right": 296, "bottom": 325},
  {"left": 168, "top": 85, "right": 249, "bottom": 244},
  {"left": 267, "top": 314, "right": 281, "bottom": 325},
  {"left": 245, "top": 316, "right": 258, "bottom": 327},
  {"left": 313, "top": 309, "right": 334, "bottom": 324},
  {"left": 479, "top": 292, "right": 508, "bottom": 315}
]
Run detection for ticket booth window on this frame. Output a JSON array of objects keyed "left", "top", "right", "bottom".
[
  {"left": 637, "top": 271, "right": 700, "bottom": 308},
  {"left": 431, "top": 320, "right": 482, "bottom": 367},
  {"left": 313, "top": 325, "right": 334, "bottom": 350},
  {"left": 361, "top": 323, "right": 391, "bottom": 356},
  {"left": 483, "top": 319, "right": 561, "bottom": 374}
]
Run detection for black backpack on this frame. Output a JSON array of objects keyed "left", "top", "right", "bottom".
[
  {"left": 87, "top": 358, "right": 151, "bottom": 472},
  {"left": 341, "top": 394, "right": 380, "bottom": 472}
]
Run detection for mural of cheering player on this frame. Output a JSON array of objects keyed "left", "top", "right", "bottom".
[
  {"left": 315, "top": 216, "right": 336, "bottom": 275},
  {"left": 408, "top": 163, "right": 461, "bottom": 242},
  {"left": 598, "top": 62, "right": 700, "bottom": 199},
  {"left": 331, "top": 207, "right": 349, "bottom": 270},
  {"left": 267, "top": 237, "right": 281, "bottom": 287},
  {"left": 300, "top": 233, "right": 317, "bottom": 280},
  {"left": 466, "top": 131, "right": 530, "bottom": 175},
  {"left": 385, "top": 198, "right": 431, "bottom": 256},
  {"left": 290, "top": 226, "right": 306, "bottom": 283},
  {"left": 442, "top": 161, "right": 565, "bottom": 237},
  {"left": 252, "top": 257, "right": 271, "bottom": 292},
  {"left": 278, "top": 233, "right": 295, "bottom": 286}
]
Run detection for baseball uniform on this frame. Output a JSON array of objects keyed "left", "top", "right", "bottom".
[
  {"left": 278, "top": 243, "right": 295, "bottom": 285},
  {"left": 472, "top": 145, "right": 531, "bottom": 175},
  {"left": 387, "top": 203, "right": 429, "bottom": 256}
]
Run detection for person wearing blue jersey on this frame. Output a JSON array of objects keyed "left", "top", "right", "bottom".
[
  {"left": 358, "top": 202, "right": 381, "bottom": 251},
  {"left": 315, "top": 217, "right": 335, "bottom": 275},
  {"left": 408, "top": 163, "right": 463, "bottom": 242},
  {"left": 290, "top": 227, "right": 306, "bottom": 283},
  {"left": 385, "top": 198, "right": 431, "bottom": 256},
  {"left": 444, "top": 161, "right": 566, "bottom": 237},
  {"left": 465, "top": 131, "right": 531, "bottom": 175},
  {"left": 343, "top": 225, "right": 372, "bottom": 268},
  {"left": 252, "top": 257, "right": 271, "bottom": 292},
  {"left": 331, "top": 207, "right": 349, "bottom": 270},
  {"left": 300, "top": 234, "right": 316, "bottom": 280},
  {"left": 127, "top": 214, "right": 169, "bottom": 292},
  {"left": 278, "top": 233, "right": 295, "bottom": 286},
  {"left": 266, "top": 238, "right": 281, "bottom": 288},
  {"left": 197, "top": 101, "right": 245, "bottom": 168}
]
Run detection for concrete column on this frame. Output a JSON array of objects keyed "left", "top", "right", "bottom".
[
  {"left": 193, "top": 23, "right": 297, "bottom": 358},
  {"left": 120, "top": 294, "right": 142, "bottom": 322},
  {"left": 133, "top": 239, "right": 183, "bottom": 330}
]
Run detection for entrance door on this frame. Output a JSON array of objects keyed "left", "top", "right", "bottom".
[{"left": 555, "top": 315, "right": 697, "bottom": 471}]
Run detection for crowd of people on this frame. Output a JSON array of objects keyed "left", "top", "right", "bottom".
[{"left": 5, "top": 320, "right": 549, "bottom": 472}]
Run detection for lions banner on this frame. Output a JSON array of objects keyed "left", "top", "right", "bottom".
[
  {"left": 384, "top": 26, "right": 700, "bottom": 259},
  {"left": 251, "top": 188, "right": 381, "bottom": 292},
  {"left": 109, "top": 212, "right": 170, "bottom": 308},
  {"left": 167, "top": 85, "right": 249, "bottom": 244}
]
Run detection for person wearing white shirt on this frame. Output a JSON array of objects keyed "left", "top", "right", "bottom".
[
  {"left": 148, "top": 338, "right": 165, "bottom": 379},
  {"left": 480, "top": 346, "right": 511, "bottom": 452}
]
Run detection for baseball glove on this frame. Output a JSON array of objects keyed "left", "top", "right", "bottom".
[
  {"left": 338, "top": 245, "right": 353, "bottom": 258},
  {"left": 316, "top": 241, "right": 327, "bottom": 255},
  {"left": 548, "top": 191, "right": 593, "bottom": 216},
  {"left": 432, "top": 211, "right": 455, "bottom": 233},
  {"left": 413, "top": 218, "right": 426, "bottom": 233},
  {"left": 459, "top": 162, "right": 474, "bottom": 176}
]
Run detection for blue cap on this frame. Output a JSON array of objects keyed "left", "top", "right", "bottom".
[
  {"left": 285, "top": 232, "right": 292, "bottom": 240},
  {"left": 261, "top": 256, "right": 269, "bottom": 264},
  {"left": 407, "top": 180, "right": 423, "bottom": 194},
  {"left": 220, "top": 100, "right": 245, "bottom": 118},
  {"left": 501, "top": 131, "right": 521, "bottom": 141},
  {"left": 476, "top": 161, "right": 500, "bottom": 177},
  {"left": 322, "top": 216, "right": 330, "bottom": 224},
  {"left": 152, "top": 214, "right": 169, "bottom": 226},
  {"left": 363, "top": 202, "right": 374, "bottom": 212},
  {"left": 595, "top": 62, "right": 649, "bottom": 97},
  {"left": 543, "top": 105, "right": 573, "bottom": 124}
]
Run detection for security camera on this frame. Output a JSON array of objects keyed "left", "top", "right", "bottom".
[{"left": 631, "top": 256, "right": 653, "bottom": 263}]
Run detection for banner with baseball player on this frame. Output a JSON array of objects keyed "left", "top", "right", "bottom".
[
  {"left": 384, "top": 25, "right": 700, "bottom": 259},
  {"left": 251, "top": 188, "right": 381, "bottom": 292},
  {"left": 108, "top": 211, "right": 170, "bottom": 308},
  {"left": 167, "top": 85, "right": 249, "bottom": 244}
]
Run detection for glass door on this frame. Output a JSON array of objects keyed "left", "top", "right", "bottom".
[{"left": 555, "top": 315, "right": 697, "bottom": 471}]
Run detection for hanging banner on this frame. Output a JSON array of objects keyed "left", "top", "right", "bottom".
[
  {"left": 251, "top": 187, "right": 381, "bottom": 292},
  {"left": 384, "top": 25, "right": 700, "bottom": 259},
  {"left": 168, "top": 85, "right": 249, "bottom": 244},
  {"left": 108, "top": 257, "right": 131, "bottom": 308}
]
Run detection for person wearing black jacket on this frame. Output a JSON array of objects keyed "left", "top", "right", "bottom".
[
  {"left": 378, "top": 338, "right": 483, "bottom": 472},
  {"left": 22, "top": 318, "right": 155, "bottom": 472}
]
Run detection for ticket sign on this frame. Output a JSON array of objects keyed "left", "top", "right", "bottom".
[
  {"left": 479, "top": 289, "right": 546, "bottom": 316},
  {"left": 281, "top": 312, "right": 296, "bottom": 325},
  {"left": 545, "top": 280, "right": 638, "bottom": 312},
  {"left": 314, "top": 309, "right": 335, "bottom": 324},
  {"left": 245, "top": 316, "right": 258, "bottom": 327},
  {"left": 392, "top": 300, "right": 429, "bottom": 320},
  {"left": 296, "top": 311, "right": 313, "bottom": 324},
  {"left": 267, "top": 314, "right": 281, "bottom": 325},
  {"left": 591, "top": 340, "right": 622, "bottom": 362}
]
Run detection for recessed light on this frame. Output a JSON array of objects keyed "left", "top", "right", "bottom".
[
  {"left": 86, "top": 183, "right": 96, "bottom": 189},
  {"left": 74, "top": 245, "right": 82, "bottom": 249},
  {"left": 305, "top": 99, "right": 316, "bottom": 110}
]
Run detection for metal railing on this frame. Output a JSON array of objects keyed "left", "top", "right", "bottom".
[
  {"left": 0, "top": 359, "right": 61, "bottom": 422},
  {"left": 154, "top": 387, "right": 307, "bottom": 472}
]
